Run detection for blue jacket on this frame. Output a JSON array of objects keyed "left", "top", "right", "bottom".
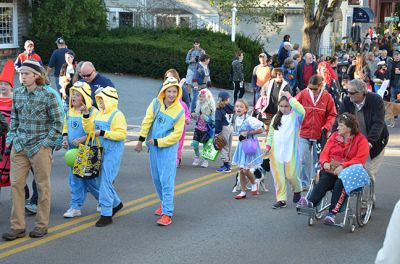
[{"left": 215, "top": 104, "right": 234, "bottom": 134}]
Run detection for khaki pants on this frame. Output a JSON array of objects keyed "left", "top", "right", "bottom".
[
  {"left": 10, "top": 146, "right": 52, "bottom": 230},
  {"left": 219, "top": 126, "right": 233, "bottom": 163},
  {"left": 366, "top": 148, "right": 385, "bottom": 182}
]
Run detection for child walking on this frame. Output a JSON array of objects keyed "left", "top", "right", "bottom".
[
  {"left": 215, "top": 91, "right": 234, "bottom": 172},
  {"left": 232, "top": 99, "right": 264, "bottom": 199},
  {"left": 265, "top": 91, "right": 305, "bottom": 209},
  {"left": 135, "top": 77, "right": 185, "bottom": 226},
  {"left": 62, "top": 82, "right": 100, "bottom": 218},
  {"left": 191, "top": 88, "right": 215, "bottom": 168},
  {"left": 82, "top": 86, "right": 127, "bottom": 227}
]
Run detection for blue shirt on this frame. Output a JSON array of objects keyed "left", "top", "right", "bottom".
[
  {"left": 48, "top": 48, "right": 71, "bottom": 77},
  {"left": 82, "top": 73, "right": 114, "bottom": 107}
]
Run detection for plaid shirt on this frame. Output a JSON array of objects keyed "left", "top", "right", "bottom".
[{"left": 6, "top": 85, "right": 63, "bottom": 157}]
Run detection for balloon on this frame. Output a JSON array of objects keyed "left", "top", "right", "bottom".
[{"left": 64, "top": 148, "right": 78, "bottom": 167}]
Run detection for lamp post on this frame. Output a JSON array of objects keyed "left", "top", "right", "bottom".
[{"left": 231, "top": 2, "right": 237, "bottom": 42}]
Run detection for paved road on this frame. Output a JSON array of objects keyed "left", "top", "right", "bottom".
[{"left": 0, "top": 73, "right": 399, "bottom": 264}]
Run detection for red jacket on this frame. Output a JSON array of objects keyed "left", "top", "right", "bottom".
[
  {"left": 295, "top": 88, "right": 337, "bottom": 139},
  {"left": 320, "top": 131, "right": 369, "bottom": 168}
]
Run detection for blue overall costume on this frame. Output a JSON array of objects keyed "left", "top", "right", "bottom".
[
  {"left": 139, "top": 80, "right": 185, "bottom": 218},
  {"left": 95, "top": 110, "right": 124, "bottom": 217},
  {"left": 67, "top": 113, "right": 100, "bottom": 210},
  {"left": 149, "top": 101, "right": 184, "bottom": 216}
]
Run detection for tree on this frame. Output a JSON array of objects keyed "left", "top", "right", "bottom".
[
  {"left": 302, "top": 0, "right": 342, "bottom": 54},
  {"left": 30, "top": 0, "right": 107, "bottom": 39},
  {"left": 210, "top": 0, "right": 343, "bottom": 54}
]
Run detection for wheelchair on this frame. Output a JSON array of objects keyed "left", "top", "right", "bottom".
[{"left": 296, "top": 171, "right": 374, "bottom": 233}]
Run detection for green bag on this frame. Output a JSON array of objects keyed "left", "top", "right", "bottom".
[{"left": 201, "top": 138, "right": 219, "bottom": 161}]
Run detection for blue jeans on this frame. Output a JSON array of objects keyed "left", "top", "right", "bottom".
[
  {"left": 254, "top": 86, "right": 261, "bottom": 103},
  {"left": 299, "top": 138, "right": 319, "bottom": 188},
  {"left": 190, "top": 87, "right": 199, "bottom": 113}
]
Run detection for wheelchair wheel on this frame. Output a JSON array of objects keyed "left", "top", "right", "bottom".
[
  {"left": 347, "top": 216, "right": 356, "bottom": 233},
  {"left": 308, "top": 216, "right": 314, "bottom": 226},
  {"left": 356, "top": 180, "right": 374, "bottom": 227}
]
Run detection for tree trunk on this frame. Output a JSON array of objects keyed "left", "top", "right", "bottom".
[{"left": 302, "top": 22, "right": 323, "bottom": 55}]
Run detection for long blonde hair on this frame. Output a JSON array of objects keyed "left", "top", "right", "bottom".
[{"left": 195, "top": 88, "right": 215, "bottom": 117}]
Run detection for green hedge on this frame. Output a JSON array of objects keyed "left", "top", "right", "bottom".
[{"left": 33, "top": 28, "right": 264, "bottom": 88}]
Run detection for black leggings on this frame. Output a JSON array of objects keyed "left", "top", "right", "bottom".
[
  {"left": 308, "top": 170, "right": 347, "bottom": 214},
  {"left": 233, "top": 81, "right": 245, "bottom": 104}
]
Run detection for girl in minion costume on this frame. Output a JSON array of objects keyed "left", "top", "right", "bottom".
[
  {"left": 135, "top": 77, "right": 185, "bottom": 226},
  {"left": 82, "top": 86, "right": 127, "bottom": 227},
  {"left": 61, "top": 81, "right": 100, "bottom": 218}
]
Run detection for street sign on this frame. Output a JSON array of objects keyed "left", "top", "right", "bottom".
[{"left": 384, "top": 16, "right": 400, "bottom": 23}]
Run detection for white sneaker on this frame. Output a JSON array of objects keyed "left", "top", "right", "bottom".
[
  {"left": 192, "top": 156, "right": 201, "bottom": 166},
  {"left": 63, "top": 208, "right": 82, "bottom": 218},
  {"left": 201, "top": 159, "right": 209, "bottom": 168}
]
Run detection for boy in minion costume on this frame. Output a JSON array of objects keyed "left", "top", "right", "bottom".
[
  {"left": 61, "top": 81, "right": 99, "bottom": 218},
  {"left": 82, "top": 86, "right": 127, "bottom": 227},
  {"left": 135, "top": 77, "right": 185, "bottom": 226}
]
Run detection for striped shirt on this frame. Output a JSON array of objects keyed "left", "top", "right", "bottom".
[{"left": 6, "top": 85, "right": 63, "bottom": 157}]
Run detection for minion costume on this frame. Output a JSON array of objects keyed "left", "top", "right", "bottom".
[
  {"left": 83, "top": 87, "right": 127, "bottom": 227},
  {"left": 62, "top": 82, "right": 99, "bottom": 216},
  {"left": 138, "top": 79, "right": 185, "bottom": 220}
]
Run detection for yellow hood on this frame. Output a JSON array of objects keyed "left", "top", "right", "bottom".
[
  {"left": 69, "top": 82, "right": 93, "bottom": 109},
  {"left": 157, "top": 77, "right": 182, "bottom": 107},
  {"left": 95, "top": 86, "right": 119, "bottom": 114}
]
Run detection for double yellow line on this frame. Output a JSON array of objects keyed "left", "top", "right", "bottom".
[{"left": 0, "top": 170, "right": 236, "bottom": 259}]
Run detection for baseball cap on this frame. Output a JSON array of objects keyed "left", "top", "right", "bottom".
[
  {"left": 55, "top": 37, "right": 65, "bottom": 45},
  {"left": 218, "top": 91, "right": 230, "bottom": 100}
]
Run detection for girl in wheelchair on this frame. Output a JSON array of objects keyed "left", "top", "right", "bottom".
[{"left": 297, "top": 113, "right": 370, "bottom": 225}]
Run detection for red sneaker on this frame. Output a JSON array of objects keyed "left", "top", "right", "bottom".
[
  {"left": 157, "top": 215, "right": 172, "bottom": 226},
  {"left": 154, "top": 205, "right": 162, "bottom": 216},
  {"left": 235, "top": 193, "right": 246, "bottom": 199}
]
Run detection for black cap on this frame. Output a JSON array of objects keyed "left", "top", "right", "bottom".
[{"left": 56, "top": 37, "right": 65, "bottom": 45}]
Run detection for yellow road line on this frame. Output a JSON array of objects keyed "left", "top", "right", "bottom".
[
  {"left": 0, "top": 171, "right": 236, "bottom": 258},
  {"left": 0, "top": 169, "right": 232, "bottom": 251}
]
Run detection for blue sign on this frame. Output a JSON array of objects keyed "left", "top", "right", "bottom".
[{"left": 353, "top": 7, "right": 374, "bottom": 23}]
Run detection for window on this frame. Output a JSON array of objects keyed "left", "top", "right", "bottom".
[
  {"left": 119, "top": 12, "right": 133, "bottom": 27},
  {"left": 0, "top": 0, "right": 17, "bottom": 48},
  {"left": 272, "top": 13, "right": 285, "bottom": 24},
  {"left": 155, "top": 14, "right": 192, "bottom": 28}
]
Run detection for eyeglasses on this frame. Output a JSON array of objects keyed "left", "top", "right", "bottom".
[
  {"left": 80, "top": 70, "right": 94, "bottom": 78},
  {"left": 73, "top": 81, "right": 85, "bottom": 88},
  {"left": 163, "top": 77, "right": 178, "bottom": 85},
  {"left": 347, "top": 90, "right": 359, "bottom": 95}
]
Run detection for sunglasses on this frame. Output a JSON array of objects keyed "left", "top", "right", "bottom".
[
  {"left": 163, "top": 76, "right": 178, "bottom": 85},
  {"left": 347, "top": 91, "right": 359, "bottom": 95},
  {"left": 80, "top": 70, "right": 94, "bottom": 78}
]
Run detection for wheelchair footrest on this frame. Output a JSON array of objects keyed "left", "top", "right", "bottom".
[{"left": 296, "top": 206, "right": 316, "bottom": 216}]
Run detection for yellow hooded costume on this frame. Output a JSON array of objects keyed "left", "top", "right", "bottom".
[{"left": 138, "top": 78, "right": 184, "bottom": 217}]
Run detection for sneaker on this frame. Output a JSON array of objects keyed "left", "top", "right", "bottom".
[
  {"left": 112, "top": 202, "right": 123, "bottom": 216},
  {"left": 154, "top": 204, "right": 162, "bottom": 216},
  {"left": 192, "top": 156, "right": 201, "bottom": 166},
  {"left": 25, "top": 203, "right": 37, "bottom": 214},
  {"left": 272, "top": 201, "right": 287, "bottom": 209},
  {"left": 157, "top": 215, "right": 172, "bottom": 226},
  {"left": 297, "top": 197, "right": 313, "bottom": 208},
  {"left": 216, "top": 165, "right": 231, "bottom": 173},
  {"left": 95, "top": 216, "right": 113, "bottom": 227},
  {"left": 293, "top": 192, "right": 301, "bottom": 203},
  {"left": 63, "top": 208, "right": 82, "bottom": 218},
  {"left": 29, "top": 227, "right": 48, "bottom": 238},
  {"left": 200, "top": 159, "right": 208, "bottom": 168},
  {"left": 2, "top": 229, "right": 26, "bottom": 241},
  {"left": 235, "top": 193, "right": 246, "bottom": 199},
  {"left": 323, "top": 213, "right": 336, "bottom": 225}
]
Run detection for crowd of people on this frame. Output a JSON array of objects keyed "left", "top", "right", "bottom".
[{"left": 0, "top": 32, "right": 395, "bottom": 262}]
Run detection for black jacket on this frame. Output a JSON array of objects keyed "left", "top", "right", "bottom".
[
  {"left": 296, "top": 61, "right": 317, "bottom": 90},
  {"left": 332, "top": 92, "right": 389, "bottom": 159}
]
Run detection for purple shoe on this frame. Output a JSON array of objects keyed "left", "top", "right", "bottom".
[
  {"left": 297, "top": 197, "right": 312, "bottom": 208},
  {"left": 323, "top": 213, "right": 336, "bottom": 225}
]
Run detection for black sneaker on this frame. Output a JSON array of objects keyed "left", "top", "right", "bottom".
[
  {"left": 95, "top": 216, "right": 113, "bottom": 227},
  {"left": 112, "top": 202, "right": 123, "bottom": 216},
  {"left": 2, "top": 229, "right": 26, "bottom": 241},
  {"left": 29, "top": 227, "right": 48, "bottom": 238},
  {"left": 293, "top": 192, "right": 301, "bottom": 203},
  {"left": 272, "top": 201, "right": 287, "bottom": 209}
]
